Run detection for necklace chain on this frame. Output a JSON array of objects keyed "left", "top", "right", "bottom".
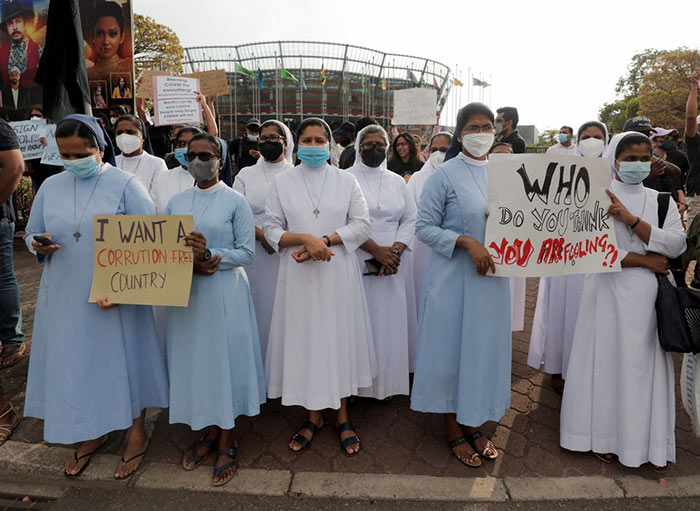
[
  {"left": 300, "top": 166, "right": 329, "bottom": 218},
  {"left": 73, "top": 173, "right": 103, "bottom": 242},
  {"left": 358, "top": 168, "right": 384, "bottom": 210}
]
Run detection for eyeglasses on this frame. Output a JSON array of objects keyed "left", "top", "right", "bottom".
[
  {"left": 430, "top": 147, "right": 448, "bottom": 153},
  {"left": 360, "top": 142, "right": 387, "bottom": 152},
  {"left": 259, "top": 134, "right": 286, "bottom": 143},
  {"left": 185, "top": 152, "right": 218, "bottom": 162},
  {"left": 462, "top": 124, "right": 495, "bottom": 134}
]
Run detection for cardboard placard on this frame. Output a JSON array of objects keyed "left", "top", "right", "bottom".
[
  {"left": 136, "top": 69, "right": 169, "bottom": 99},
  {"left": 88, "top": 215, "right": 194, "bottom": 307},
  {"left": 153, "top": 76, "right": 202, "bottom": 126},
  {"left": 184, "top": 69, "right": 229, "bottom": 98},
  {"left": 40, "top": 125, "right": 62, "bottom": 166},
  {"left": 485, "top": 154, "right": 621, "bottom": 277},
  {"left": 392, "top": 88, "right": 437, "bottom": 125},
  {"left": 10, "top": 119, "right": 46, "bottom": 159}
]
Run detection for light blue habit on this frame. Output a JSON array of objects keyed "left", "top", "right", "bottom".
[
  {"left": 164, "top": 182, "right": 265, "bottom": 430},
  {"left": 23, "top": 165, "right": 169, "bottom": 444},
  {"left": 410, "top": 152, "right": 511, "bottom": 426}
]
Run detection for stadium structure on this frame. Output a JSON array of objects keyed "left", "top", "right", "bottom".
[{"left": 180, "top": 41, "right": 452, "bottom": 140}]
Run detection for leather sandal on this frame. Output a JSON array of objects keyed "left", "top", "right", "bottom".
[
  {"left": 467, "top": 430, "right": 498, "bottom": 460},
  {"left": 289, "top": 420, "right": 323, "bottom": 454},
  {"left": 448, "top": 436, "right": 482, "bottom": 467},
  {"left": 212, "top": 447, "right": 237, "bottom": 487},
  {"left": 336, "top": 421, "right": 360, "bottom": 457},
  {"left": 182, "top": 430, "right": 217, "bottom": 470},
  {"left": 0, "top": 344, "right": 25, "bottom": 370},
  {"left": 0, "top": 404, "right": 19, "bottom": 446}
]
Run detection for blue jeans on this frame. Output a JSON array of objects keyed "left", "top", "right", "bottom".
[{"left": 0, "top": 218, "right": 23, "bottom": 348}]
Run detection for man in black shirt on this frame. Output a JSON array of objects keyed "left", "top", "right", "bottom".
[
  {"left": 0, "top": 117, "right": 26, "bottom": 375},
  {"left": 495, "top": 106, "right": 526, "bottom": 153},
  {"left": 229, "top": 118, "right": 261, "bottom": 176}
]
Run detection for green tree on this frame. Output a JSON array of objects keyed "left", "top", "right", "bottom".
[
  {"left": 598, "top": 98, "right": 628, "bottom": 134},
  {"left": 538, "top": 129, "right": 558, "bottom": 147},
  {"left": 133, "top": 14, "right": 183, "bottom": 78}
]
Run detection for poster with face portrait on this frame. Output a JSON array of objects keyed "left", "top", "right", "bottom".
[
  {"left": 80, "top": 0, "right": 134, "bottom": 118},
  {"left": 0, "top": 0, "right": 48, "bottom": 121}
]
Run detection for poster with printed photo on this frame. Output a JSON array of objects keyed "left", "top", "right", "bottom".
[{"left": 80, "top": 0, "right": 134, "bottom": 113}]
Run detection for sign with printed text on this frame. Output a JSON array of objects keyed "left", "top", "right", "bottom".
[
  {"left": 138, "top": 69, "right": 228, "bottom": 99},
  {"left": 10, "top": 119, "right": 47, "bottom": 159},
  {"left": 153, "top": 76, "right": 202, "bottom": 126},
  {"left": 392, "top": 88, "right": 437, "bottom": 125},
  {"left": 485, "top": 154, "right": 621, "bottom": 277},
  {"left": 88, "top": 215, "right": 194, "bottom": 307},
  {"left": 40, "top": 125, "right": 61, "bottom": 166}
]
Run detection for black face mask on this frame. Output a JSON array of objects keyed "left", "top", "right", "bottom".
[
  {"left": 361, "top": 148, "right": 386, "bottom": 168},
  {"left": 259, "top": 141, "right": 284, "bottom": 161},
  {"left": 340, "top": 138, "right": 352, "bottom": 147}
]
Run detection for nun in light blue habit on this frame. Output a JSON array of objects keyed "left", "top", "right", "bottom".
[
  {"left": 23, "top": 114, "right": 169, "bottom": 480},
  {"left": 410, "top": 103, "right": 511, "bottom": 468}
]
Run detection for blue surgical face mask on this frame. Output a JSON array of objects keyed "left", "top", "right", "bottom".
[
  {"left": 62, "top": 155, "right": 100, "bottom": 180},
  {"left": 298, "top": 145, "right": 330, "bottom": 169},
  {"left": 247, "top": 133, "right": 258, "bottom": 142},
  {"left": 557, "top": 133, "right": 569, "bottom": 143},
  {"left": 616, "top": 160, "right": 651, "bottom": 184},
  {"left": 174, "top": 147, "right": 188, "bottom": 167}
]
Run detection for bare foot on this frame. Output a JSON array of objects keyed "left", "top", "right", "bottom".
[
  {"left": 64, "top": 436, "right": 106, "bottom": 477},
  {"left": 114, "top": 430, "right": 149, "bottom": 479}
]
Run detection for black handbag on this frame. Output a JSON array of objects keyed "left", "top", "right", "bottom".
[{"left": 655, "top": 193, "right": 700, "bottom": 354}]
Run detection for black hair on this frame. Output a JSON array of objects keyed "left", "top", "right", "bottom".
[
  {"left": 260, "top": 120, "right": 286, "bottom": 138},
  {"left": 457, "top": 102, "right": 495, "bottom": 133},
  {"left": 615, "top": 133, "right": 651, "bottom": 158},
  {"left": 55, "top": 119, "right": 98, "bottom": 148},
  {"left": 176, "top": 126, "right": 203, "bottom": 142},
  {"left": 109, "top": 104, "right": 127, "bottom": 116},
  {"left": 25, "top": 104, "right": 43, "bottom": 120},
  {"left": 114, "top": 114, "right": 143, "bottom": 135},
  {"left": 94, "top": 1, "right": 124, "bottom": 33},
  {"left": 489, "top": 142, "right": 513, "bottom": 153},
  {"left": 496, "top": 106, "right": 518, "bottom": 128},
  {"left": 189, "top": 133, "right": 222, "bottom": 158},
  {"left": 297, "top": 117, "right": 331, "bottom": 142},
  {"left": 354, "top": 117, "right": 378, "bottom": 138},
  {"left": 561, "top": 126, "right": 574, "bottom": 135},
  {"left": 430, "top": 132, "right": 453, "bottom": 147},
  {"left": 577, "top": 121, "right": 606, "bottom": 140},
  {"left": 392, "top": 132, "right": 419, "bottom": 161}
]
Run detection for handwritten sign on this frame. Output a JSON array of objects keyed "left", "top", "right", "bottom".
[
  {"left": 88, "top": 215, "right": 194, "bottom": 306},
  {"left": 136, "top": 69, "right": 169, "bottom": 99},
  {"left": 485, "top": 154, "right": 621, "bottom": 277},
  {"left": 153, "top": 76, "right": 202, "bottom": 127},
  {"left": 138, "top": 69, "right": 228, "bottom": 99},
  {"left": 10, "top": 119, "right": 47, "bottom": 159},
  {"left": 40, "top": 125, "right": 62, "bottom": 167},
  {"left": 392, "top": 88, "right": 437, "bottom": 125}
]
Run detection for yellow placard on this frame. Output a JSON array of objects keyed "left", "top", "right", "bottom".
[{"left": 88, "top": 215, "right": 194, "bottom": 307}]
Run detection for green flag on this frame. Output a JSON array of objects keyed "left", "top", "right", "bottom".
[
  {"left": 281, "top": 68, "right": 298, "bottom": 83},
  {"left": 235, "top": 62, "right": 253, "bottom": 76}
]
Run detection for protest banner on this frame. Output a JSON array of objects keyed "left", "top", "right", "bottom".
[
  {"left": 88, "top": 215, "right": 194, "bottom": 306},
  {"left": 153, "top": 75, "right": 202, "bottom": 126},
  {"left": 40, "top": 125, "right": 62, "bottom": 166},
  {"left": 10, "top": 119, "right": 47, "bottom": 159},
  {"left": 485, "top": 154, "right": 621, "bottom": 277},
  {"left": 392, "top": 88, "right": 437, "bottom": 125}
]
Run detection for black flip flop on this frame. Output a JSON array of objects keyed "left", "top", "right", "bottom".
[
  {"left": 114, "top": 440, "right": 150, "bottom": 480},
  {"left": 64, "top": 437, "right": 108, "bottom": 479}
]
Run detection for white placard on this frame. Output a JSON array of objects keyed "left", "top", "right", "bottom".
[
  {"left": 40, "top": 125, "right": 62, "bottom": 167},
  {"left": 392, "top": 88, "right": 437, "bottom": 125},
  {"left": 485, "top": 154, "right": 621, "bottom": 277},
  {"left": 10, "top": 119, "right": 47, "bottom": 160},
  {"left": 153, "top": 76, "right": 202, "bottom": 127}
]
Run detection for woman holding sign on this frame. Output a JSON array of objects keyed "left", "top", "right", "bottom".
[
  {"left": 560, "top": 132, "right": 686, "bottom": 470},
  {"left": 410, "top": 103, "right": 509, "bottom": 468},
  {"left": 232, "top": 120, "right": 294, "bottom": 356},
  {"left": 264, "top": 118, "right": 374, "bottom": 457},
  {"left": 165, "top": 133, "right": 265, "bottom": 487},
  {"left": 23, "top": 114, "right": 169, "bottom": 480},
  {"left": 529, "top": 121, "right": 609, "bottom": 391}
]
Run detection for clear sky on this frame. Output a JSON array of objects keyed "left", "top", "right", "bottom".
[{"left": 134, "top": 0, "right": 699, "bottom": 133}]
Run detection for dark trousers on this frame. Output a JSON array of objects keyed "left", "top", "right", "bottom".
[{"left": 0, "top": 218, "right": 23, "bottom": 348}]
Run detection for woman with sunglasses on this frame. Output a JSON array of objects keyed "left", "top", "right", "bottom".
[
  {"left": 411, "top": 103, "right": 509, "bottom": 468},
  {"left": 164, "top": 133, "right": 265, "bottom": 487},
  {"left": 151, "top": 127, "right": 200, "bottom": 213},
  {"left": 233, "top": 120, "right": 294, "bottom": 356},
  {"left": 407, "top": 132, "right": 452, "bottom": 315}
]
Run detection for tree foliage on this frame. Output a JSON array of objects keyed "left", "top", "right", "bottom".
[
  {"left": 538, "top": 128, "right": 558, "bottom": 147},
  {"left": 133, "top": 14, "right": 183, "bottom": 78}
]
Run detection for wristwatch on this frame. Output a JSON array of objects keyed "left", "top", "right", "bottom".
[
  {"left": 203, "top": 248, "right": 212, "bottom": 261},
  {"left": 323, "top": 235, "right": 331, "bottom": 247}
]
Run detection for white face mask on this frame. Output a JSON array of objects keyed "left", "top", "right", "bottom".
[
  {"left": 578, "top": 137, "right": 605, "bottom": 158},
  {"left": 116, "top": 133, "right": 142, "bottom": 155},
  {"left": 462, "top": 133, "right": 495, "bottom": 158},
  {"left": 429, "top": 150, "right": 446, "bottom": 167},
  {"left": 30, "top": 116, "right": 42, "bottom": 121}
]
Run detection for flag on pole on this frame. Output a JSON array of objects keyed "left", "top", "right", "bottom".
[
  {"left": 481, "top": 80, "right": 491, "bottom": 88},
  {"left": 301, "top": 69, "right": 307, "bottom": 90},
  {"left": 472, "top": 77, "right": 484, "bottom": 87},
  {"left": 452, "top": 76, "right": 464, "bottom": 87},
  {"left": 321, "top": 65, "right": 326, "bottom": 86},
  {"left": 235, "top": 62, "right": 253, "bottom": 76},
  {"left": 281, "top": 68, "right": 298, "bottom": 83},
  {"left": 407, "top": 69, "right": 419, "bottom": 85},
  {"left": 257, "top": 68, "right": 264, "bottom": 89},
  {"left": 381, "top": 77, "right": 387, "bottom": 91}
]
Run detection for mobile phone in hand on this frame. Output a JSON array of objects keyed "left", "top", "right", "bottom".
[{"left": 33, "top": 235, "right": 54, "bottom": 246}]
